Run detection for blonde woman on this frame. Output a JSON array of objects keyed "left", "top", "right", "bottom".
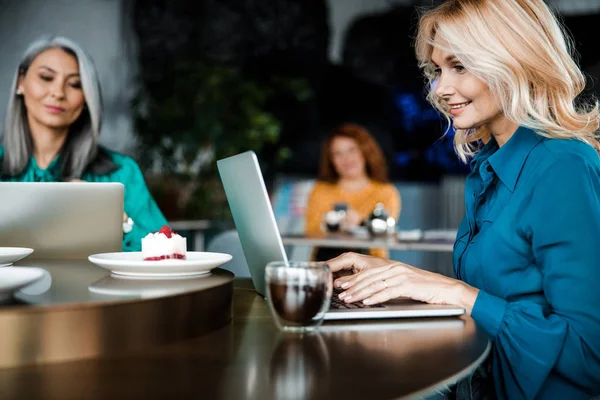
[{"left": 326, "top": 1, "right": 600, "bottom": 399}]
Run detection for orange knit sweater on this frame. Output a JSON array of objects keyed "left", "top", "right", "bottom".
[{"left": 305, "top": 180, "right": 401, "bottom": 258}]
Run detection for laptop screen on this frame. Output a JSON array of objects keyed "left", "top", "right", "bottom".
[
  {"left": 217, "top": 151, "right": 288, "bottom": 296},
  {"left": 0, "top": 182, "right": 123, "bottom": 259}
]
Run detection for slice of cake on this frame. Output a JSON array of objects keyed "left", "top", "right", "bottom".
[{"left": 142, "top": 226, "right": 187, "bottom": 260}]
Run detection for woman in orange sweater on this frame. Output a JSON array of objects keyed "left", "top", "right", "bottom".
[{"left": 305, "top": 123, "right": 401, "bottom": 259}]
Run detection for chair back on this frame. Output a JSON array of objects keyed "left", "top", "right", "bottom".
[{"left": 206, "top": 230, "right": 250, "bottom": 278}]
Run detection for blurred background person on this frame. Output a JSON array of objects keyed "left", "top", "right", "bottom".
[
  {"left": 0, "top": 35, "right": 167, "bottom": 251},
  {"left": 305, "top": 123, "right": 400, "bottom": 260}
]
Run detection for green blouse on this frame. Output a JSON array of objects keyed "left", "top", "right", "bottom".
[{"left": 0, "top": 146, "right": 168, "bottom": 252}]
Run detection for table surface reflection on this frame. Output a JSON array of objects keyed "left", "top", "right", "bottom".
[
  {"left": 3, "top": 259, "right": 230, "bottom": 307},
  {"left": 0, "top": 279, "right": 490, "bottom": 400}
]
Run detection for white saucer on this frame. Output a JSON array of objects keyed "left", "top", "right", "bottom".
[
  {"left": 0, "top": 247, "right": 34, "bottom": 266},
  {"left": 88, "top": 252, "right": 233, "bottom": 277},
  {"left": 0, "top": 267, "right": 46, "bottom": 303}
]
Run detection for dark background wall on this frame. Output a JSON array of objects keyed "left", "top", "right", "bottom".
[
  {"left": 130, "top": 0, "right": 600, "bottom": 181},
  {"left": 0, "top": 0, "right": 598, "bottom": 182}
]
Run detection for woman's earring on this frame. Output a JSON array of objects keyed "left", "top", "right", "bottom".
[{"left": 16, "top": 88, "right": 22, "bottom": 95}]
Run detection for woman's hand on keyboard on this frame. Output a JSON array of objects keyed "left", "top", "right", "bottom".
[
  {"left": 327, "top": 252, "right": 390, "bottom": 283},
  {"left": 327, "top": 252, "right": 478, "bottom": 314}
]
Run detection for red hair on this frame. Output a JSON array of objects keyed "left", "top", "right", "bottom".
[{"left": 318, "top": 123, "right": 389, "bottom": 183}]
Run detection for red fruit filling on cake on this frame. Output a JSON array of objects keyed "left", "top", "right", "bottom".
[{"left": 142, "top": 225, "right": 187, "bottom": 260}]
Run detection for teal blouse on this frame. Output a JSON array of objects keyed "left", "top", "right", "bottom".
[
  {"left": 0, "top": 147, "right": 168, "bottom": 252},
  {"left": 454, "top": 127, "right": 600, "bottom": 399}
]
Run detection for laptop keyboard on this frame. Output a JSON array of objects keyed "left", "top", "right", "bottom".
[{"left": 330, "top": 288, "right": 385, "bottom": 309}]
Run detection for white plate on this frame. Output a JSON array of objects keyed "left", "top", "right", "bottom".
[
  {"left": 0, "top": 267, "right": 46, "bottom": 303},
  {"left": 88, "top": 252, "right": 233, "bottom": 277},
  {"left": 0, "top": 247, "right": 34, "bottom": 266}
]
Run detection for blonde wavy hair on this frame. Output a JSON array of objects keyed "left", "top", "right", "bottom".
[{"left": 415, "top": 0, "right": 600, "bottom": 162}]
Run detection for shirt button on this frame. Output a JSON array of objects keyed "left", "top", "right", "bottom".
[{"left": 486, "top": 165, "right": 493, "bottom": 172}]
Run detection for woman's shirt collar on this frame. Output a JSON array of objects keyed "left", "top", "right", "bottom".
[
  {"left": 470, "top": 126, "right": 543, "bottom": 192},
  {"left": 29, "top": 154, "right": 62, "bottom": 181}
]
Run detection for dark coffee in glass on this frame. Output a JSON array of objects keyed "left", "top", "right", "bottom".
[
  {"left": 269, "top": 282, "right": 327, "bottom": 324},
  {"left": 266, "top": 261, "right": 332, "bottom": 332}
]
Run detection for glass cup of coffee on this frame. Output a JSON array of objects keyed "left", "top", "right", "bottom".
[{"left": 265, "top": 261, "right": 332, "bottom": 333}]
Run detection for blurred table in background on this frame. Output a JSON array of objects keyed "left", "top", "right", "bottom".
[
  {"left": 169, "top": 219, "right": 211, "bottom": 251},
  {"left": 282, "top": 232, "right": 455, "bottom": 253}
]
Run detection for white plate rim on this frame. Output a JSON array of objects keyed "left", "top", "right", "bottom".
[
  {"left": 87, "top": 251, "right": 232, "bottom": 277},
  {"left": 0, "top": 247, "right": 35, "bottom": 265}
]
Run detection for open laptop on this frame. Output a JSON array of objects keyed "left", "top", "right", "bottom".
[
  {"left": 0, "top": 182, "right": 123, "bottom": 260},
  {"left": 217, "top": 151, "right": 464, "bottom": 320}
]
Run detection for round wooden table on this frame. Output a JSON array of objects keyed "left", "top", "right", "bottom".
[
  {"left": 0, "top": 272, "right": 490, "bottom": 400},
  {"left": 0, "top": 259, "right": 234, "bottom": 368}
]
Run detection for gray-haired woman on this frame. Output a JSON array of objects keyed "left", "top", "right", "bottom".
[{"left": 0, "top": 35, "right": 168, "bottom": 251}]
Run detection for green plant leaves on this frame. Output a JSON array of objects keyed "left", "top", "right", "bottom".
[{"left": 133, "top": 63, "right": 311, "bottom": 219}]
